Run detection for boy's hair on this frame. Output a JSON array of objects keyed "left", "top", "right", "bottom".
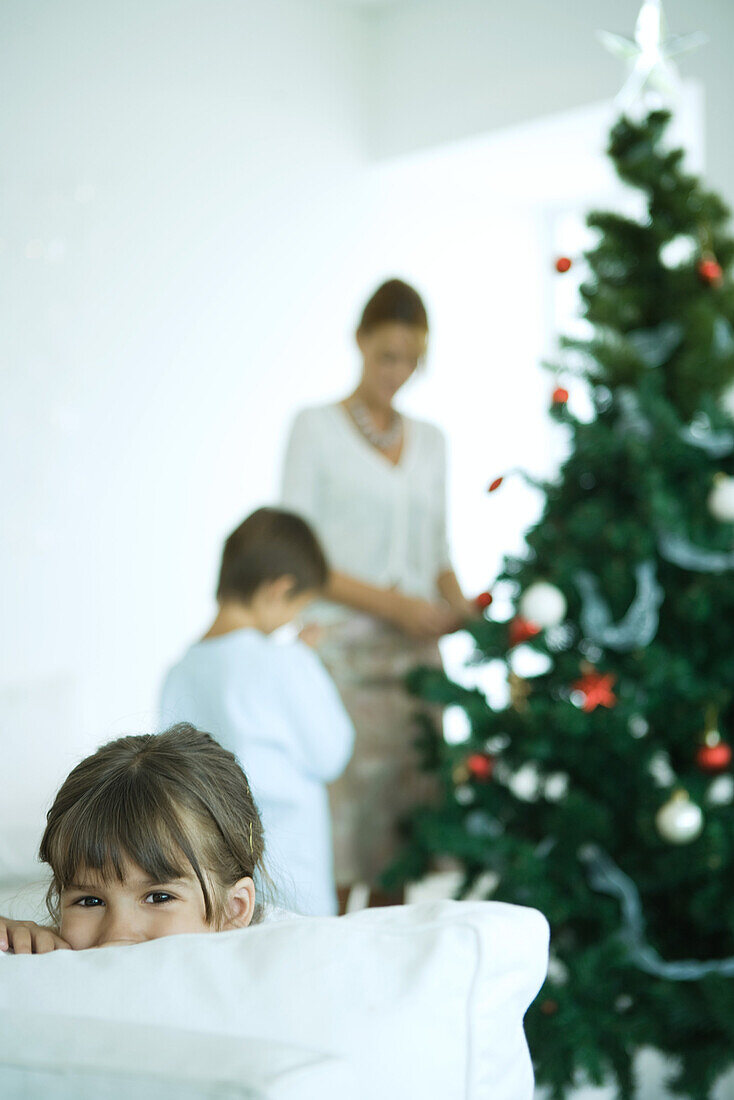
[
  {"left": 39, "top": 723, "right": 267, "bottom": 929},
  {"left": 216, "top": 506, "right": 328, "bottom": 604}
]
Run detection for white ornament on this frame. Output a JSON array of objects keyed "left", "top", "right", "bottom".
[
  {"left": 708, "top": 474, "right": 734, "bottom": 522},
  {"left": 706, "top": 774, "right": 734, "bottom": 806},
  {"left": 454, "top": 785, "right": 475, "bottom": 806},
  {"left": 465, "top": 810, "right": 503, "bottom": 839},
  {"left": 510, "top": 644, "right": 553, "bottom": 678},
  {"left": 655, "top": 790, "right": 704, "bottom": 844},
  {"left": 547, "top": 954, "right": 569, "bottom": 985},
  {"left": 648, "top": 751, "right": 675, "bottom": 788},
  {"left": 484, "top": 734, "right": 511, "bottom": 754},
  {"left": 546, "top": 623, "right": 575, "bottom": 651},
  {"left": 443, "top": 705, "right": 472, "bottom": 745},
  {"left": 659, "top": 235, "right": 697, "bottom": 269},
  {"left": 579, "top": 639, "right": 604, "bottom": 663},
  {"left": 520, "top": 582, "right": 567, "bottom": 629},
  {"left": 508, "top": 763, "right": 542, "bottom": 802},
  {"left": 544, "top": 773, "right": 570, "bottom": 802}
]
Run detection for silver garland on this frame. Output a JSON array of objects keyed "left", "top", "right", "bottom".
[
  {"left": 574, "top": 560, "right": 663, "bottom": 651},
  {"left": 615, "top": 388, "right": 653, "bottom": 440},
  {"left": 658, "top": 529, "right": 734, "bottom": 573},
  {"left": 678, "top": 413, "right": 734, "bottom": 458},
  {"left": 579, "top": 844, "right": 734, "bottom": 980},
  {"left": 713, "top": 316, "right": 734, "bottom": 358},
  {"left": 626, "top": 321, "right": 683, "bottom": 369},
  {"left": 613, "top": 389, "right": 734, "bottom": 457}
]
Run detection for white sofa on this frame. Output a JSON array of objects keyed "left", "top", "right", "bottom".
[{"left": 0, "top": 877, "right": 549, "bottom": 1100}]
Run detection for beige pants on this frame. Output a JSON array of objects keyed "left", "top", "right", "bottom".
[{"left": 317, "top": 617, "right": 443, "bottom": 887}]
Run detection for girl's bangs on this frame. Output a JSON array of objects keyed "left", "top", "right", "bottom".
[{"left": 47, "top": 776, "right": 212, "bottom": 917}]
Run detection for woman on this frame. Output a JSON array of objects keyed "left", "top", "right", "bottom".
[{"left": 281, "top": 278, "right": 475, "bottom": 897}]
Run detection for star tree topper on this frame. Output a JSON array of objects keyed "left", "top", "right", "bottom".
[{"left": 598, "top": 0, "right": 706, "bottom": 111}]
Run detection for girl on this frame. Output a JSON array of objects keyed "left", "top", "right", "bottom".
[
  {"left": 0, "top": 723, "right": 267, "bottom": 954},
  {"left": 281, "top": 278, "right": 478, "bottom": 899}
]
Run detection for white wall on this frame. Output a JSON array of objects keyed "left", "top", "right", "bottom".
[
  {"left": 0, "top": 0, "right": 374, "bottom": 817},
  {"left": 366, "top": 0, "right": 734, "bottom": 203}
]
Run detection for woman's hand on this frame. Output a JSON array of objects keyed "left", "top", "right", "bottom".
[
  {"left": 387, "top": 593, "right": 459, "bottom": 640},
  {"left": 455, "top": 597, "right": 484, "bottom": 623},
  {"left": 298, "top": 623, "right": 325, "bottom": 648},
  {"left": 436, "top": 571, "right": 483, "bottom": 629},
  {"left": 0, "top": 917, "right": 71, "bottom": 954}
]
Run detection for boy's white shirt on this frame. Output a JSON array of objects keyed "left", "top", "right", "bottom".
[{"left": 159, "top": 629, "right": 354, "bottom": 917}]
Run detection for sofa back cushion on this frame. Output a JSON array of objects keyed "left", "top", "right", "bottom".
[{"left": 0, "top": 899, "right": 549, "bottom": 1100}]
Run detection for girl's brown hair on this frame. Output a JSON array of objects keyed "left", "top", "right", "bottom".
[
  {"left": 357, "top": 278, "right": 429, "bottom": 336},
  {"left": 39, "top": 723, "right": 267, "bottom": 929}
]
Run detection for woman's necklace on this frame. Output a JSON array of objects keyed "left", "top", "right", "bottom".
[{"left": 346, "top": 397, "right": 403, "bottom": 452}]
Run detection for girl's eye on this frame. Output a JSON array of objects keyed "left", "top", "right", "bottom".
[
  {"left": 146, "top": 892, "right": 174, "bottom": 904},
  {"left": 75, "top": 896, "right": 103, "bottom": 907}
]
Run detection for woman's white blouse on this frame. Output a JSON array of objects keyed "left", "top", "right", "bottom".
[{"left": 281, "top": 403, "right": 452, "bottom": 614}]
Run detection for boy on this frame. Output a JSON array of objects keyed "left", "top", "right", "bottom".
[{"left": 160, "top": 507, "right": 354, "bottom": 917}]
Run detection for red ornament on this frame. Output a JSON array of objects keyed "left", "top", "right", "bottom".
[
  {"left": 540, "top": 999, "right": 559, "bottom": 1016},
  {"left": 571, "top": 669, "right": 617, "bottom": 712},
  {"left": 487, "top": 476, "right": 504, "bottom": 493},
  {"left": 555, "top": 256, "right": 572, "bottom": 273},
  {"left": 475, "top": 591, "right": 493, "bottom": 610},
  {"left": 466, "top": 753, "right": 494, "bottom": 781},
  {"left": 698, "top": 258, "right": 723, "bottom": 287},
  {"left": 552, "top": 387, "right": 569, "bottom": 406},
  {"left": 509, "top": 616, "right": 541, "bottom": 647},
  {"left": 696, "top": 739, "right": 732, "bottom": 773}
]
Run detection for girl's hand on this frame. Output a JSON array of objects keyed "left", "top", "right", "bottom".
[
  {"left": 0, "top": 917, "right": 72, "bottom": 954},
  {"left": 388, "top": 594, "right": 459, "bottom": 640}
]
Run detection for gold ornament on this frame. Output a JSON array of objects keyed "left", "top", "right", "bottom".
[
  {"left": 702, "top": 705, "right": 721, "bottom": 747},
  {"left": 452, "top": 762, "right": 470, "bottom": 785},
  {"left": 509, "top": 671, "right": 531, "bottom": 713}
]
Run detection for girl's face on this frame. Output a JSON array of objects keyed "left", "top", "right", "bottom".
[
  {"left": 356, "top": 322, "right": 427, "bottom": 408},
  {"left": 59, "top": 856, "right": 255, "bottom": 949}
]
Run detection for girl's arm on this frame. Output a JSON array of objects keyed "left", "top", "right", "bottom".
[{"left": 0, "top": 916, "right": 71, "bottom": 954}]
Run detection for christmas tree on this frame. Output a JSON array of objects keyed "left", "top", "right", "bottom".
[{"left": 383, "top": 109, "right": 734, "bottom": 1099}]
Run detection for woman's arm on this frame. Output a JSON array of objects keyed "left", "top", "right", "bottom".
[
  {"left": 430, "top": 430, "right": 478, "bottom": 626},
  {"left": 282, "top": 412, "right": 456, "bottom": 639},
  {"left": 327, "top": 570, "right": 457, "bottom": 640},
  {"left": 281, "top": 410, "right": 321, "bottom": 526}
]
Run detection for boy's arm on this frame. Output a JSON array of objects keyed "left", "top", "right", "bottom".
[
  {"left": 0, "top": 916, "right": 71, "bottom": 954},
  {"left": 280, "top": 645, "right": 355, "bottom": 782}
]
